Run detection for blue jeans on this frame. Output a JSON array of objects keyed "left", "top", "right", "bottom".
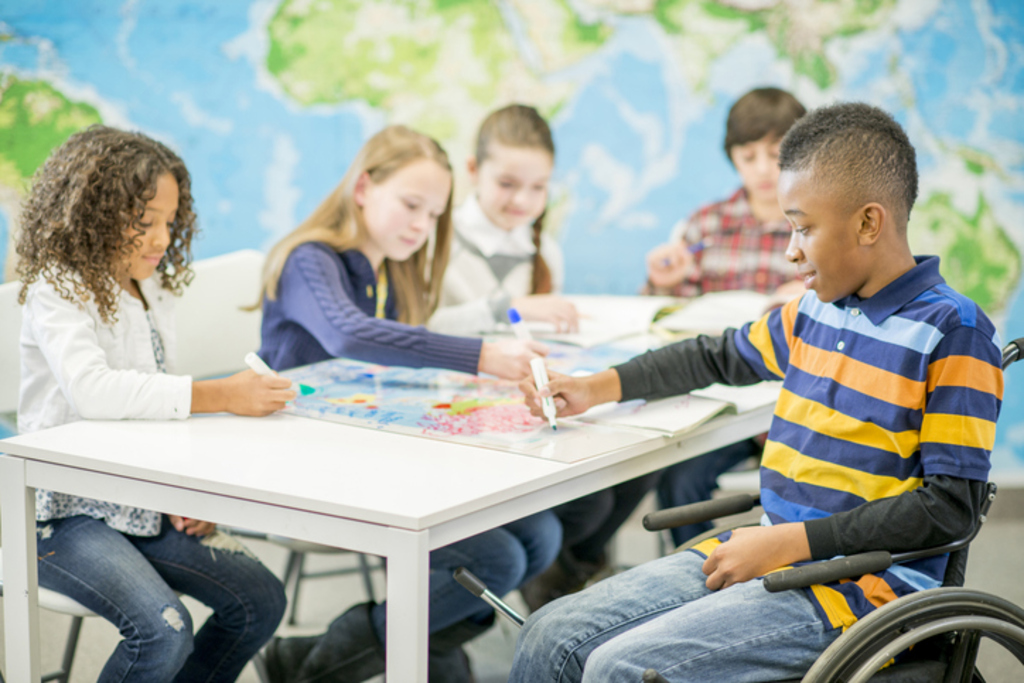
[
  {"left": 36, "top": 515, "right": 286, "bottom": 683},
  {"left": 509, "top": 551, "right": 841, "bottom": 683},
  {"left": 657, "top": 439, "right": 761, "bottom": 546},
  {"left": 370, "top": 510, "right": 561, "bottom": 640}
]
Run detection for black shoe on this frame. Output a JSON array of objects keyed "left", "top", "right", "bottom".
[
  {"left": 264, "top": 635, "right": 318, "bottom": 683},
  {"left": 294, "top": 602, "right": 386, "bottom": 683}
]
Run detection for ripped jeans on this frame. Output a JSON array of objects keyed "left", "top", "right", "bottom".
[{"left": 36, "top": 515, "right": 286, "bottom": 683}]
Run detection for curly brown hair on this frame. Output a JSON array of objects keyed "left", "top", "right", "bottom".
[{"left": 16, "top": 125, "right": 198, "bottom": 323}]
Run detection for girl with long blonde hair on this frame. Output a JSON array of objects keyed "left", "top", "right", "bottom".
[
  {"left": 257, "top": 124, "right": 543, "bottom": 378},
  {"left": 258, "top": 125, "right": 561, "bottom": 683}
]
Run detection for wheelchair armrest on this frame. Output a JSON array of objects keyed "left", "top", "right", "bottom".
[
  {"left": 643, "top": 493, "right": 761, "bottom": 532},
  {"left": 763, "top": 551, "right": 893, "bottom": 592}
]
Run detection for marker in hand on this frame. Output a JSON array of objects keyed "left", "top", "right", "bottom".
[
  {"left": 244, "top": 352, "right": 314, "bottom": 396},
  {"left": 662, "top": 238, "right": 710, "bottom": 268},
  {"left": 508, "top": 309, "right": 557, "bottom": 430},
  {"left": 530, "top": 357, "right": 558, "bottom": 431}
]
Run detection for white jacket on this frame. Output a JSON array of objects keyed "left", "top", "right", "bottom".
[
  {"left": 19, "top": 276, "right": 192, "bottom": 435},
  {"left": 429, "top": 195, "right": 564, "bottom": 335}
]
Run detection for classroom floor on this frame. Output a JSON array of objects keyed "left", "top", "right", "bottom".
[{"left": 2, "top": 486, "right": 1023, "bottom": 683}]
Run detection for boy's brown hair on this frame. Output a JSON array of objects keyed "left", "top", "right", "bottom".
[{"left": 724, "top": 87, "right": 806, "bottom": 161}]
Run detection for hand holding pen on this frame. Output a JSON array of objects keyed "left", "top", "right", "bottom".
[
  {"left": 646, "top": 238, "right": 709, "bottom": 289},
  {"left": 509, "top": 308, "right": 558, "bottom": 430}
]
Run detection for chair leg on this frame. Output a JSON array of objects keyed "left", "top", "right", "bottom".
[
  {"left": 357, "top": 553, "right": 377, "bottom": 603},
  {"left": 39, "top": 615, "right": 83, "bottom": 683},
  {"left": 285, "top": 551, "right": 306, "bottom": 626}
]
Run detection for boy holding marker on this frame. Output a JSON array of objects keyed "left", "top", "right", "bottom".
[
  {"left": 510, "top": 101, "right": 1003, "bottom": 682},
  {"left": 646, "top": 87, "right": 809, "bottom": 546}
]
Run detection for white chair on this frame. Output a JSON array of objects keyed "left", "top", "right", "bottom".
[{"left": 176, "top": 250, "right": 383, "bottom": 625}]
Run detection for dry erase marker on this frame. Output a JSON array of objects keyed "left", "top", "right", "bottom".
[
  {"left": 662, "top": 238, "right": 709, "bottom": 267},
  {"left": 244, "top": 352, "right": 314, "bottom": 396},
  {"left": 530, "top": 357, "right": 558, "bottom": 430},
  {"left": 507, "top": 308, "right": 531, "bottom": 341}
]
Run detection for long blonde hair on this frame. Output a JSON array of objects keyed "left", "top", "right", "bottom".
[
  {"left": 258, "top": 126, "right": 454, "bottom": 325},
  {"left": 475, "top": 104, "right": 555, "bottom": 295}
]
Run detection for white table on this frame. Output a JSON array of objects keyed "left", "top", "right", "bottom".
[{"left": 1, "top": 405, "right": 772, "bottom": 681}]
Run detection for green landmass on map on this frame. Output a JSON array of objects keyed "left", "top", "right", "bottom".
[
  {"left": 268, "top": 0, "right": 522, "bottom": 108},
  {"left": 0, "top": 76, "right": 102, "bottom": 191},
  {"left": 652, "top": 0, "right": 898, "bottom": 89},
  {"left": 910, "top": 192, "right": 1021, "bottom": 313}
]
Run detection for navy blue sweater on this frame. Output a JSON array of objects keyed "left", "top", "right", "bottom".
[{"left": 258, "top": 242, "right": 482, "bottom": 373}]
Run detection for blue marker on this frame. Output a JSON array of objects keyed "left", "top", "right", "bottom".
[
  {"left": 507, "top": 308, "right": 532, "bottom": 342},
  {"left": 662, "top": 238, "right": 709, "bottom": 268}
]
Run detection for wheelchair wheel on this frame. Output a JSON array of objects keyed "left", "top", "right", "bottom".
[{"left": 803, "top": 587, "right": 1024, "bottom": 683}]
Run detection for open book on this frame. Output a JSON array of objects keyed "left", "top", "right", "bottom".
[
  {"left": 570, "top": 381, "right": 781, "bottom": 436},
  {"left": 653, "top": 290, "right": 771, "bottom": 336},
  {"left": 522, "top": 295, "right": 678, "bottom": 347}
]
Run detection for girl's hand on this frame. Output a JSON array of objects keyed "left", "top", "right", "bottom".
[
  {"left": 646, "top": 242, "right": 695, "bottom": 288},
  {"left": 701, "top": 523, "right": 811, "bottom": 591},
  {"left": 478, "top": 339, "right": 548, "bottom": 380},
  {"left": 519, "top": 368, "right": 622, "bottom": 418},
  {"left": 192, "top": 370, "right": 295, "bottom": 416},
  {"left": 510, "top": 295, "right": 580, "bottom": 333},
  {"left": 168, "top": 515, "right": 217, "bottom": 537}
]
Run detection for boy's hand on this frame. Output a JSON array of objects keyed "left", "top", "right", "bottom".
[
  {"left": 510, "top": 294, "right": 580, "bottom": 333},
  {"left": 479, "top": 339, "right": 549, "bottom": 380},
  {"left": 646, "top": 242, "right": 695, "bottom": 288},
  {"left": 519, "top": 368, "right": 622, "bottom": 418},
  {"left": 168, "top": 515, "right": 217, "bottom": 537},
  {"left": 702, "top": 523, "right": 811, "bottom": 590}
]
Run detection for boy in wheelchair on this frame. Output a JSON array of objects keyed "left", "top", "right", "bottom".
[{"left": 510, "top": 102, "right": 1003, "bottom": 682}]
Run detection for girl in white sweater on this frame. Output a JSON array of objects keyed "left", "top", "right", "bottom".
[{"left": 429, "top": 104, "right": 578, "bottom": 335}]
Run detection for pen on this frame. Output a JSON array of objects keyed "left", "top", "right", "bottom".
[
  {"left": 244, "top": 352, "right": 314, "bottom": 396},
  {"left": 507, "top": 308, "right": 531, "bottom": 342},
  {"left": 661, "top": 238, "right": 709, "bottom": 268},
  {"left": 530, "top": 357, "right": 558, "bottom": 431}
]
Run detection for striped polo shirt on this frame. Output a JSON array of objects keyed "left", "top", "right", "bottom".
[{"left": 694, "top": 256, "right": 1003, "bottom": 630}]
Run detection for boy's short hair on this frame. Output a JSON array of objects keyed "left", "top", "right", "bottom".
[
  {"left": 778, "top": 102, "right": 919, "bottom": 228},
  {"left": 723, "top": 87, "right": 806, "bottom": 158}
]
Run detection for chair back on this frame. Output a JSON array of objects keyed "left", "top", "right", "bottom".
[
  {"left": 0, "top": 279, "right": 23, "bottom": 415},
  {"left": 175, "top": 249, "right": 264, "bottom": 378}
]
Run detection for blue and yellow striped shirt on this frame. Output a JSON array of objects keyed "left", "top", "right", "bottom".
[{"left": 701, "top": 256, "right": 1003, "bottom": 629}]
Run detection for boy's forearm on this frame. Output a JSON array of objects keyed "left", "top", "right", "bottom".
[
  {"left": 584, "top": 369, "right": 623, "bottom": 405},
  {"left": 805, "top": 475, "right": 986, "bottom": 560},
  {"left": 614, "top": 330, "right": 763, "bottom": 402}
]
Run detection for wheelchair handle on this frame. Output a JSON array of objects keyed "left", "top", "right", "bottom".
[
  {"left": 643, "top": 493, "right": 760, "bottom": 532},
  {"left": 454, "top": 567, "right": 525, "bottom": 628},
  {"left": 763, "top": 551, "right": 892, "bottom": 593},
  {"left": 1003, "top": 337, "right": 1024, "bottom": 369}
]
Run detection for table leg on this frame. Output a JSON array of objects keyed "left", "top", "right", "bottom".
[
  {"left": 1, "top": 455, "right": 41, "bottom": 682},
  {"left": 385, "top": 528, "right": 430, "bottom": 682}
]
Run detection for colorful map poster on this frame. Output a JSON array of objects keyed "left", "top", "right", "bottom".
[{"left": 280, "top": 343, "right": 658, "bottom": 463}]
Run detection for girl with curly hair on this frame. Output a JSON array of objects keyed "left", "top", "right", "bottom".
[{"left": 16, "top": 125, "right": 289, "bottom": 682}]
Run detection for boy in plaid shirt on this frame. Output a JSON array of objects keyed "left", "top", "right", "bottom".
[{"left": 646, "top": 88, "right": 808, "bottom": 545}]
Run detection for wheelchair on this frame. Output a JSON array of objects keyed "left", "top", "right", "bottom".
[{"left": 456, "top": 338, "right": 1024, "bottom": 682}]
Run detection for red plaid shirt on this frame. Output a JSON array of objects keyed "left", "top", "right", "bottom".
[{"left": 651, "top": 188, "right": 798, "bottom": 297}]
